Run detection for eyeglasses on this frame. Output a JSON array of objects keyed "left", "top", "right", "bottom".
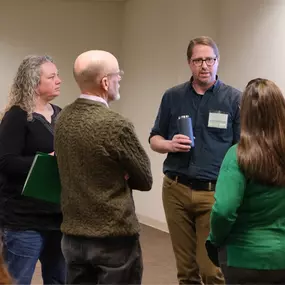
[
  {"left": 106, "top": 70, "right": 124, "bottom": 78},
  {"left": 100, "top": 70, "right": 124, "bottom": 84},
  {"left": 191, "top": 58, "right": 217, "bottom": 67}
]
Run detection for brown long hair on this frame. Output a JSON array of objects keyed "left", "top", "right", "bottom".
[{"left": 237, "top": 78, "right": 285, "bottom": 186}]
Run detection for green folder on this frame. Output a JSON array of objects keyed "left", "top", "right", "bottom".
[{"left": 22, "top": 152, "right": 61, "bottom": 204}]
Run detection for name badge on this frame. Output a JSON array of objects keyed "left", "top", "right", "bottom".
[{"left": 208, "top": 111, "right": 228, "bottom": 129}]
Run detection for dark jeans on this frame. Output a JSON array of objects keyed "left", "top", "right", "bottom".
[
  {"left": 219, "top": 247, "right": 285, "bottom": 284},
  {"left": 62, "top": 234, "right": 143, "bottom": 284},
  {"left": 3, "top": 229, "right": 66, "bottom": 285}
]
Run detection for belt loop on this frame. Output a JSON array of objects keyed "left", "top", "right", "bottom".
[{"left": 175, "top": 176, "right": 178, "bottom": 183}]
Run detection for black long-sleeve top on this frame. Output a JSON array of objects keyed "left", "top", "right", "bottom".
[{"left": 0, "top": 105, "right": 62, "bottom": 230}]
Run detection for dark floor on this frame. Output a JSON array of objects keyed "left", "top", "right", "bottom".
[{"left": 32, "top": 224, "right": 178, "bottom": 284}]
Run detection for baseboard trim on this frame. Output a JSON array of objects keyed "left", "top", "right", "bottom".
[{"left": 137, "top": 214, "right": 169, "bottom": 233}]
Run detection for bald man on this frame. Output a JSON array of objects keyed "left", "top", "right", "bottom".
[{"left": 54, "top": 50, "right": 153, "bottom": 284}]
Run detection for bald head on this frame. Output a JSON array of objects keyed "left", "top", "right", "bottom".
[{"left": 73, "top": 50, "right": 119, "bottom": 91}]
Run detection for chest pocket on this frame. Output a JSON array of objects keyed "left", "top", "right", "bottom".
[{"left": 207, "top": 122, "right": 233, "bottom": 143}]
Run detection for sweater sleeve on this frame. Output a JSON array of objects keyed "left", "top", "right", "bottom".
[
  {"left": 0, "top": 106, "right": 34, "bottom": 177},
  {"left": 116, "top": 121, "right": 153, "bottom": 191},
  {"left": 208, "top": 145, "right": 246, "bottom": 246}
]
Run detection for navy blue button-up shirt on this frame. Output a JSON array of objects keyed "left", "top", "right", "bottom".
[{"left": 149, "top": 79, "right": 242, "bottom": 181}]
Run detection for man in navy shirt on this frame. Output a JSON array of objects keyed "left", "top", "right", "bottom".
[{"left": 149, "top": 36, "right": 241, "bottom": 285}]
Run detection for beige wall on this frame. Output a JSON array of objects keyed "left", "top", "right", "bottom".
[
  {"left": 0, "top": 0, "right": 123, "bottom": 109},
  {"left": 217, "top": 0, "right": 285, "bottom": 93}
]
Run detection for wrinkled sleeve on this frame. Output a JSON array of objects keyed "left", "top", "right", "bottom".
[{"left": 117, "top": 121, "right": 153, "bottom": 191}]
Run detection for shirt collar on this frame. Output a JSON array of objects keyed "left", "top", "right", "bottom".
[
  {"left": 190, "top": 75, "right": 221, "bottom": 94},
  {"left": 79, "top": 94, "right": 109, "bottom": 107}
]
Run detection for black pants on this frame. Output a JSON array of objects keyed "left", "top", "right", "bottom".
[
  {"left": 62, "top": 234, "right": 143, "bottom": 285},
  {"left": 219, "top": 247, "right": 285, "bottom": 284}
]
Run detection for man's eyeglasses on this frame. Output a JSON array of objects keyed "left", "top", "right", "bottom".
[
  {"left": 100, "top": 70, "right": 124, "bottom": 84},
  {"left": 105, "top": 70, "right": 124, "bottom": 78},
  {"left": 191, "top": 58, "right": 217, "bottom": 67}
]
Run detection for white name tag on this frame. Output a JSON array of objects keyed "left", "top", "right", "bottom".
[{"left": 208, "top": 112, "right": 228, "bottom": 129}]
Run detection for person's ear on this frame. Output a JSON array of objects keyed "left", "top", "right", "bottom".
[
  {"left": 101, "top": 77, "right": 109, "bottom": 91},
  {"left": 216, "top": 56, "right": 220, "bottom": 65}
]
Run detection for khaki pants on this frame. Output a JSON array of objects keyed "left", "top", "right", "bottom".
[{"left": 162, "top": 175, "right": 224, "bottom": 285}]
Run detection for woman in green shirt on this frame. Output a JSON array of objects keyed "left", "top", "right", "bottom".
[{"left": 207, "top": 78, "right": 285, "bottom": 284}]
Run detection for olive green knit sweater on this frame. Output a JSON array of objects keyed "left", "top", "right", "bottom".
[{"left": 54, "top": 98, "right": 152, "bottom": 237}]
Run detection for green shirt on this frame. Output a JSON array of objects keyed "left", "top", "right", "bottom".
[{"left": 208, "top": 144, "right": 285, "bottom": 270}]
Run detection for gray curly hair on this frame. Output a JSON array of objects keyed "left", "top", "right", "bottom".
[{"left": 1, "top": 55, "right": 54, "bottom": 121}]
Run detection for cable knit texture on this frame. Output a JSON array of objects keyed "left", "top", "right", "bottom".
[{"left": 54, "top": 98, "right": 152, "bottom": 238}]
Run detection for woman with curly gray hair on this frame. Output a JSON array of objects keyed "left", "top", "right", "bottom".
[{"left": 0, "top": 55, "right": 65, "bottom": 285}]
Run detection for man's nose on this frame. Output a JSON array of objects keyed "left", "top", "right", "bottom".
[
  {"left": 201, "top": 60, "right": 208, "bottom": 68},
  {"left": 56, "top": 76, "right": 62, "bottom": 84}
]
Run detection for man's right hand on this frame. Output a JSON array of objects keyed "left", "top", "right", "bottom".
[
  {"left": 169, "top": 134, "right": 191, "bottom": 152},
  {"left": 150, "top": 134, "right": 191, "bottom": 154}
]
